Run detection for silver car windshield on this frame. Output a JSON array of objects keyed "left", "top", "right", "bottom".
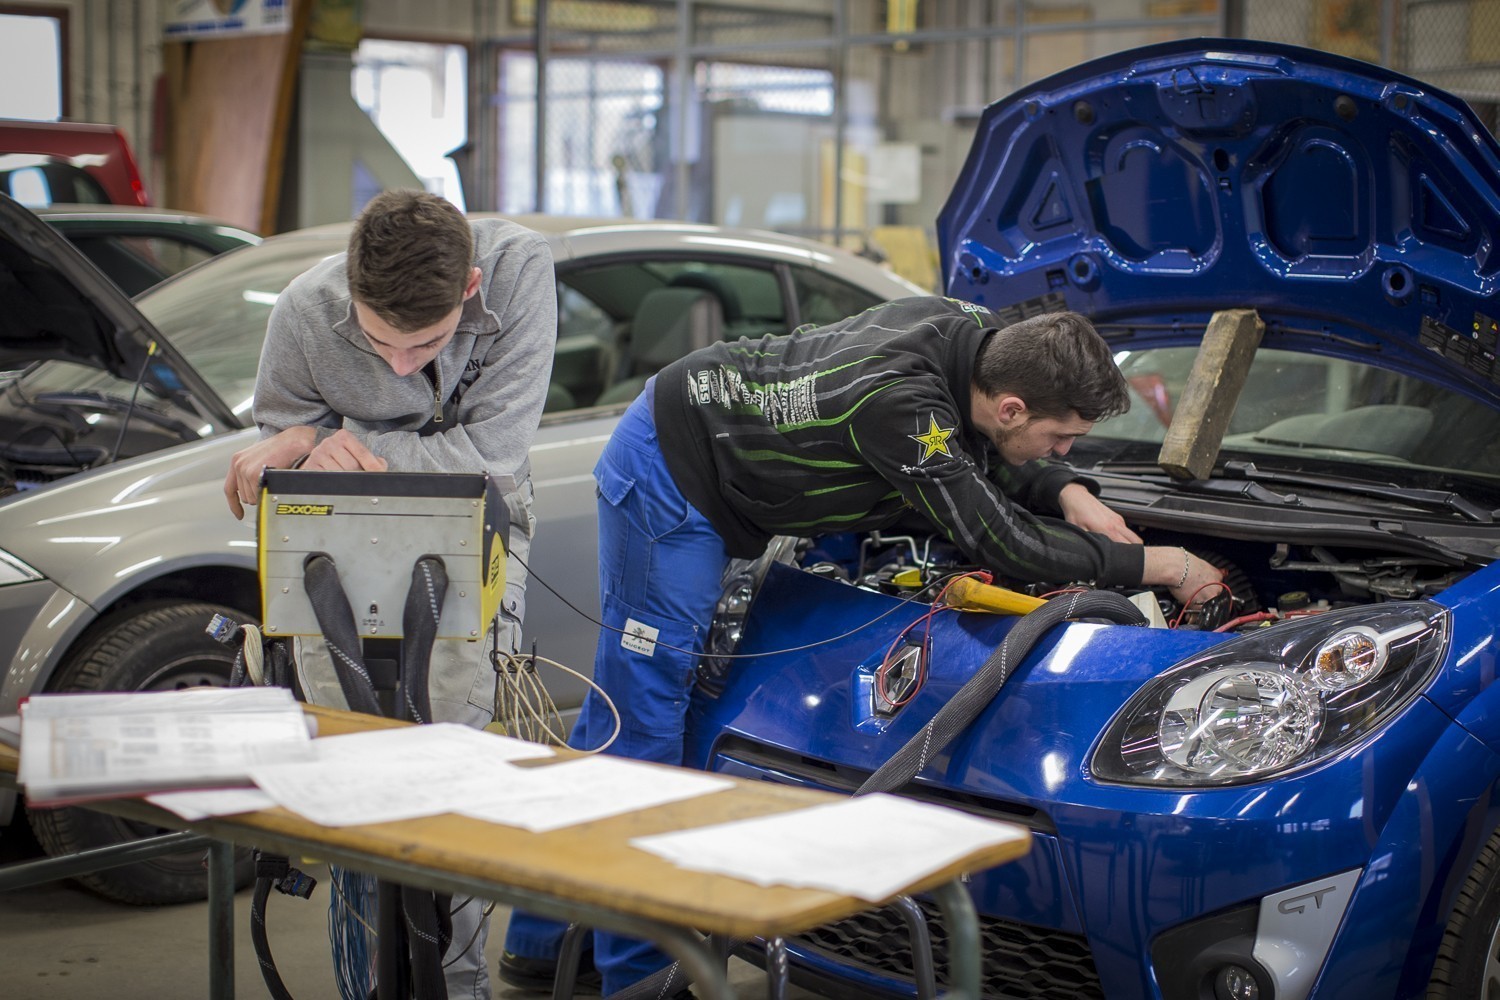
[{"left": 133, "top": 239, "right": 341, "bottom": 417}]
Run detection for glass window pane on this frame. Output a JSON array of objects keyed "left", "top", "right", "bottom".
[
  {"left": 790, "top": 267, "right": 890, "bottom": 329},
  {"left": 0, "top": 13, "right": 63, "bottom": 120},
  {"left": 352, "top": 39, "right": 468, "bottom": 209}
]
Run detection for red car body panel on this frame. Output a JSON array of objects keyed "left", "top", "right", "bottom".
[{"left": 0, "top": 120, "right": 150, "bottom": 206}]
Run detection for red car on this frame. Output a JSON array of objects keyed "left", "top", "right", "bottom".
[{"left": 0, "top": 119, "right": 150, "bottom": 207}]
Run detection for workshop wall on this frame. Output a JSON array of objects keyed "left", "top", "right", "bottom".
[{"left": 10, "top": 0, "right": 1500, "bottom": 266}]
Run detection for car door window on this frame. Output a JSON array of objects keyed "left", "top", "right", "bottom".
[
  {"left": 554, "top": 258, "right": 787, "bottom": 410},
  {"left": 0, "top": 159, "right": 111, "bottom": 206},
  {"left": 790, "top": 266, "right": 890, "bottom": 328}
]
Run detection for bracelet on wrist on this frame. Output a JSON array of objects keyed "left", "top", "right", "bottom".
[{"left": 1175, "top": 548, "right": 1191, "bottom": 589}]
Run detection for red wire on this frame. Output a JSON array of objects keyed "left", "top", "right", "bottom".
[
  {"left": 1213, "top": 611, "right": 1279, "bottom": 633},
  {"left": 1169, "top": 581, "right": 1236, "bottom": 629},
  {"left": 874, "top": 571, "right": 989, "bottom": 707},
  {"left": 1210, "top": 605, "right": 1330, "bottom": 634},
  {"left": 1039, "top": 586, "right": 1090, "bottom": 599}
]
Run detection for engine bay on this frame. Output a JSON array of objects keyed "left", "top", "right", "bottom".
[{"left": 774, "top": 527, "right": 1477, "bottom": 636}]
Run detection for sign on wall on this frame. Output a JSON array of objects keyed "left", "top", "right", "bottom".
[{"left": 165, "top": 0, "right": 291, "bottom": 39}]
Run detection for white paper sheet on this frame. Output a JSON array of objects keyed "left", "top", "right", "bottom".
[
  {"left": 458, "top": 755, "right": 734, "bottom": 832},
  {"left": 249, "top": 756, "right": 524, "bottom": 826},
  {"left": 630, "top": 793, "right": 1029, "bottom": 902},
  {"left": 148, "top": 787, "right": 277, "bottom": 820},
  {"left": 246, "top": 724, "right": 553, "bottom": 827},
  {"left": 309, "top": 723, "right": 554, "bottom": 765},
  {"left": 21, "top": 687, "right": 302, "bottom": 718}
]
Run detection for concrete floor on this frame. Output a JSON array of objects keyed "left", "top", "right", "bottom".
[{"left": 0, "top": 822, "right": 826, "bottom": 1000}]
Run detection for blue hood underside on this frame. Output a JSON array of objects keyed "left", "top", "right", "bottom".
[{"left": 938, "top": 38, "right": 1500, "bottom": 408}]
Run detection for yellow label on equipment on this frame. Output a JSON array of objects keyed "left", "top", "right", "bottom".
[{"left": 275, "top": 503, "right": 335, "bottom": 516}]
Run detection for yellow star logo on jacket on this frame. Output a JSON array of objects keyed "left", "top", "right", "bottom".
[{"left": 909, "top": 412, "right": 955, "bottom": 464}]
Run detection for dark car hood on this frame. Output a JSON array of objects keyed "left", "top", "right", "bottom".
[
  {"left": 0, "top": 193, "right": 237, "bottom": 429},
  {"left": 939, "top": 38, "right": 1500, "bottom": 407}
]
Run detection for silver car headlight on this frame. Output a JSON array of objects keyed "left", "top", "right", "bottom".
[
  {"left": 0, "top": 548, "right": 43, "bottom": 586},
  {"left": 1091, "top": 602, "right": 1448, "bottom": 787}
]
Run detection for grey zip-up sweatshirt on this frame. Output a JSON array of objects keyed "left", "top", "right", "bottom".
[{"left": 251, "top": 218, "right": 557, "bottom": 492}]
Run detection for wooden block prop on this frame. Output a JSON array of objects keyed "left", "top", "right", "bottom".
[{"left": 1157, "top": 309, "right": 1265, "bottom": 480}]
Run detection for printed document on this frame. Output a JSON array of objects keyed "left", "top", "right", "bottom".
[
  {"left": 18, "top": 687, "right": 314, "bottom": 806},
  {"left": 631, "top": 793, "right": 1030, "bottom": 902}
]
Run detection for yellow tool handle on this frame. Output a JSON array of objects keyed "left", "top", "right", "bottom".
[{"left": 943, "top": 576, "right": 1047, "bottom": 615}]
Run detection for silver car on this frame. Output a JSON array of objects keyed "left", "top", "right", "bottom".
[{"left": 0, "top": 196, "right": 923, "bottom": 902}]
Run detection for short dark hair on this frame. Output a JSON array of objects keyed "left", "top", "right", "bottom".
[
  {"left": 973, "top": 311, "right": 1130, "bottom": 422},
  {"left": 346, "top": 189, "right": 474, "bottom": 332}
]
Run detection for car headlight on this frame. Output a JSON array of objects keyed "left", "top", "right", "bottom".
[
  {"left": 1091, "top": 602, "right": 1448, "bottom": 787},
  {"left": 697, "top": 536, "right": 802, "bottom": 697},
  {"left": 0, "top": 548, "right": 43, "bottom": 587}
]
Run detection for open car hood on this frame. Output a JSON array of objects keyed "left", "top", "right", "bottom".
[
  {"left": 939, "top": 38, "right": 1500, "bottom": 408},
  {"left": 0, "top": 192, "right": 238, "bottom": 429}
]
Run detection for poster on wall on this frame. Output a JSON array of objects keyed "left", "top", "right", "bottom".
[{"left": 165, "top": 0, "right": 291, "bottom": 39}]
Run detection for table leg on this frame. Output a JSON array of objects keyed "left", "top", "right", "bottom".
[
  {"left": 207, "top": 839, "right": 236, "bottom": 1000},
  {"left": 931, "top": 879, "right": 981, "bottom": 1000},
  {"left": 764, "top": 936, "right": 789, "bottom": 1000},
  {"left": 650, "top": 924, "right": 733, "bottom": 1000}
]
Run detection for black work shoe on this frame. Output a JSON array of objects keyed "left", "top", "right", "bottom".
[{"left": 497, "top": 950, "right": 603, "bottom": 994}]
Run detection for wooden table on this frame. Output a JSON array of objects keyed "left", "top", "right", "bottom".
[{"left": 1, "top": 705, "right": 1030, "bottom": 999}]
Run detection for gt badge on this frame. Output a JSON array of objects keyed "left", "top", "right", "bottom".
[{"left": 909, "top": 413, "right": 955, "bottom": 464}]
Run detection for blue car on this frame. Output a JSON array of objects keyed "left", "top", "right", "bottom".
[{"left": 685, "top": 39, "right": 1500, "bottom": 1000}]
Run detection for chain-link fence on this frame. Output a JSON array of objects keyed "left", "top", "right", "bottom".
[{"left": 1242, "top": 0, "right": 1500, "bottom": 129}]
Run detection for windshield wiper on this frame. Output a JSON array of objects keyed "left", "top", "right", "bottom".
[
  {"left": 1216, "top": 461, "right": 1495, "bottom": 523},
  {"left": 1092, "top": 458, "right": 1496, "bottom": 523},
  {"left": 34, "top": 386, "right": 196, "bottom": 439}
]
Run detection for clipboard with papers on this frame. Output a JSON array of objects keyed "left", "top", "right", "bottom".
[{"left": 16, "top": 687, "right": 316, "bottom": 806}]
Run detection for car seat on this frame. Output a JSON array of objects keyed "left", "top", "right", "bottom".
[
  {"left": 596, "top": 287, "right": 725, "bottom": 405},
  {"left": 543, "top": 382, "right": 577, "bottom": 412},
  {"left": 666, "top": 271, "right": 743, "bottom": 325}
]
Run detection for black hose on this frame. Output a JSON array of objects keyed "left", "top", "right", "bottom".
[
  {"left": 604, "top": 588, "right": 1147, "bottom": 1000},
  {"left": 398, "top": 557, "right": 447, "bottom": 725},
  {"left": 252, "top": 555, "right": 455, "bottom": 1000},
  {"left": 251, "top": 875, "right": 297, "bottom": 1000},
  {"left": 857, "top": 589, "right": 1145, "bottom": 796},
  {"left": 302, "top": 553, "right": 382, "bottom": 716},
  {"left": 376, "top": 880, "right": 410, "bottom": 1000},
  {"left": 400, "top": 885, "right": 452, "bottom": 999}
]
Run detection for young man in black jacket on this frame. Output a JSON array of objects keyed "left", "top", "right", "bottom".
[{"left": 502, "top": 295, "right": 1221, "bottom": 994}]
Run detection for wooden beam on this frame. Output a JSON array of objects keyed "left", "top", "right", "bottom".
[
  {"left": 1157, "top": 308, "right": 1265, "bottom": 480},
  {"left": 162, "top": 0, "right": 312, "bottom": 234}
]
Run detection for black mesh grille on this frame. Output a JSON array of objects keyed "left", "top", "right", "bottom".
[{"left": 791, "top": 895, "right": 1104, "bottom": 1000}]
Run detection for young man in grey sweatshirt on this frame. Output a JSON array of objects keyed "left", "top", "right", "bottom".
[{"left": 223, "top": 188, "right": 556, "bottom": 999}]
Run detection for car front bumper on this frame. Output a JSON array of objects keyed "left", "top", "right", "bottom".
[{"left": 686, "top": 569, "right": 1500, "bottom": 999}]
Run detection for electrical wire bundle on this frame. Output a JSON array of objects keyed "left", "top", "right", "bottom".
[
  {"left": 490, "top": 641, "right": 567, "bottom": 745},
  {"left": 329, "top": 865, "right": 378, "bottom": 1000}
]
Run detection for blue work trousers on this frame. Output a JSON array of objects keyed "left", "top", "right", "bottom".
[{"left": 503, "top": 378, "right": 729, "bottom": 994}]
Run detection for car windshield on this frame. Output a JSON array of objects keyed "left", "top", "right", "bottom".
[
  {"left": 1091, "top": 346, "right": 1500, "bottom": 484},
  {"left": 132, "top": 238, "right": 341, "bottom": 416}
]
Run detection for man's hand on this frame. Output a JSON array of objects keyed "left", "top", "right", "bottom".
[
  {"left": 224, "top": 426, "right": 317, "bottom": 520},
  {"left": 302, "top": 429, "right": 388, "bottom": 474},
  {"left": 1144, "top": 546, "right": 1225, "bottom": 606},
  {"left": 1057, "top": 482, "right": 1142, "bottom": 543}
]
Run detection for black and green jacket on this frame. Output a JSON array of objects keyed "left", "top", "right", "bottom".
[{"left": 653, "top": 296, "right": 1144, "bottom": 587}]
